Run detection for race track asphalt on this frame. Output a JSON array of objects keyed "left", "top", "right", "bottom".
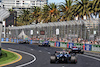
[{"left": 1, "top": 43, "right": 100, "bottom": 67}]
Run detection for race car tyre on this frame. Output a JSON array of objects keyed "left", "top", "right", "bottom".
[
  {"left": 38, "top": 45, "right": 41, "bottom": 46},
  {"left": 18, "top": 42, "right": 21, "bottom": 44},
  {"left": 50, "top": 55, "right": 56, "bottom": 63},
  {"left": 48, "top": 45, "right": 50, "bottom": 47},
  {"left": 81, "top": 51, "right": 84, "bottom": 54},
  {"left": 71, "top": 56, "right": 77, "bottom": 64},
  {"left": 74, "top": 59, "right": 77, "bottom": 64}
]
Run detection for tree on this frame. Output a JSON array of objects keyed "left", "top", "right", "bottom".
[
  {"left": 89, "top": 0, "right": 100, "bottom": 18},
  {"left": 21, "top": 9, "right": 31, "bottom": 25},
  {"left": 49, "top": 3, "right": 60, "bottom": 22},
  {"left": 59, "top": 0, "right": 74, "bottom": 21},
  {"left": 31, "top": 6, "right": 41, "bottom": 24},
  {"left": 73, "top": 0, "right": 91, "bottom": 19},
  {"left": 41, "top": 5, "right": 50, "bottom": 23}
]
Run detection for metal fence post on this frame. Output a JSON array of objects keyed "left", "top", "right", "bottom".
[{"left": 77, "top": 24, "right": 79, "bottom": 37}]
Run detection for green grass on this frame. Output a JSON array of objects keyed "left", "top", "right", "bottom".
[{"left": 0, "top": 50, "right": 18, "bottom": 65}]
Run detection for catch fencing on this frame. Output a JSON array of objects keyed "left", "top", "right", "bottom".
[{"left": 6, "top": 19, "right": 100, "bottom": 41}]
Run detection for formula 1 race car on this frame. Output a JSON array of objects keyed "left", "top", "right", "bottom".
[
  {"left": 18, "top": 40, "right": 30, "bottom": 44},
  {"left": 50, "top": 51, "right": 77, "bottom": 64},
  {"left": 67, "top": 46, "right": 84, "bottom": 54},
  {"left": 38, "top": 40, "right": 50, "bottom": 47}
]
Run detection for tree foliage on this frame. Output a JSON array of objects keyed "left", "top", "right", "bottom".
[{"left": 14, "top": 0, "right": 100, "bottom": 26}]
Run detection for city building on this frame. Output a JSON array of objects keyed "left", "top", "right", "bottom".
[
  {"left": 1, "top": 0, "right": 48, "bottom": 16},
  {"left": 1, "top": 0, "right": 48, "bottom": 9}
]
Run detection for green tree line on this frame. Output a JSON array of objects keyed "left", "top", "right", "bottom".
[{"left": 10, "top": 0, "right": 100, "bottom": 26}]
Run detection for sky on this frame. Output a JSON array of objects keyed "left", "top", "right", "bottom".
[{"left": 48, "top": 0, "right": 65, "bottom": 4}]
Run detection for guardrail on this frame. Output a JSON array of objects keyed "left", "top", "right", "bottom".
[
  {"left": 40, "top": 40, "right": 100, "bottom": 52},
  {"left": 1, "top": 38, "right": 100, "bottom": 52}
]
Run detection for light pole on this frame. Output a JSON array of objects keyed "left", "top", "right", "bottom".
[
  {"left": 0, "top": 21, "right": 2, "bottom": 55},
  {"left": 2, "top": 21, "right": 5, "bottom": 38},
  {"left": 0, "top": 8, "right": 10, "bottom": 55},
  {"left": 45, "top": 31, "right": 47, "bottom": 40}
]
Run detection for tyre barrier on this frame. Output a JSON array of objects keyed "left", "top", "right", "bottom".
[{"left": 1, "top": 38, "right": 40, "bottom": 45}]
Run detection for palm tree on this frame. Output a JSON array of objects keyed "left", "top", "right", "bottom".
[
  {"left": 48, "top": 3, "right": 60, "bottom": 22},
  {"left": 41, "top": 5, "right": 50, "bottom": 23},
  {"left": 21, "top": 9, "right": 31, "bottom": 24},
  {"left": 17, "top": 9, "right": 31, "bottom": 25},
  {"left": 89, "top": 0, "right": 100, "bottom": 18},
  {"left": 73, "top": 0, "right": 91, "bottom": 19},
  {"left": 59, "top": 0, "right": 74, "bottom": 21},
  {"left": 31, "top": 6, "right": 41, "bottom": 24}
]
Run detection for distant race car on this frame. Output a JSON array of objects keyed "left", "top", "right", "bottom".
[
  {"left": 18, "top": 40, "right": 30, "bottom": 44},
  {"left": 39, "top": 40, "right": 50, "bottom": 47},
  {"left": 67, "top": 46, "right": 84, "bottom": 54},
  {"left": 50, "top": 51, "right": 77, "bottom": 64}
]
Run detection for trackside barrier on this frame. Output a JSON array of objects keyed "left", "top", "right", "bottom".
[
  {"left": 85, "top": 44, "right": 92, "bottom": 51},
  {"left": 60, "top": 42, "right": 67, "bottom": 48},
  {"left": 6, "top": 38, "right": 9, "bottom": 42},
  {"left": 74, "top": 43, "right": 83, "bottom": 49},
  {"left": 39, "top": 40, "right": 93, "bottom": 51},
  {"left": 32, "top": 40, "right": 40, "bottom": 44},
  {"left": 68, "top": 43, "right": 74, "bottom": 48},
  {"left": 55, "top": 41, "right": 60, "bottom": 47},
  {"left": 92, "top": 45, "right": 100, "bottom": 52},
  {"left": 21, "top": 39, "right": 23, "bottom": 41},
  {"left": 17, "top": 39, "right": 19, "bottom": 43},
  {"left": 39, "top": 40, "right": 44, "bottom": 43},
  {"left": 49, "top": 41, "right": 55, "bottom": 46},
  {"left": 67, "top": 43, "right": 69, "bottom": 48},
  {"left": 1, "top": 38, "right": 4, "bottom": 42},
  {"left": 11, "top": 39, "right": 13, "bottom": 42},
  {"left": 30, "top": 40, "right": 32, "bottom": 44},
  {"left": 2, "top": 39, "right": 100, "bottom": 52},
  {"left": 14, "top": 39, "right": 16, "bottom": 43},
  {"left": 18, "top": 39, "right": 20, "bottom": 41}
]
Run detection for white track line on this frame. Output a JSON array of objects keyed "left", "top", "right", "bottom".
[
  {"left": 80, "top": 54, "right": 100, "bottom": 61},
  {"left": 48, "top": 52, "right": 50, "bottom": 54},
  {"left": 31, "top": 49, "right": 33, "bottom": 51},
  {"left": 8, "top": 48, "right": 36, "bottom": 67},
  {"left": 39, "top": 50, "right": 42, "bottom": 52}
]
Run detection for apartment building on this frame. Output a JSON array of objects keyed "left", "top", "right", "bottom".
[
  {"left": 1, "top": 0, "right": 48, "bottom": 16},
  {"left": 1, "top": 0, "right": 48, "bottom": 9}
]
